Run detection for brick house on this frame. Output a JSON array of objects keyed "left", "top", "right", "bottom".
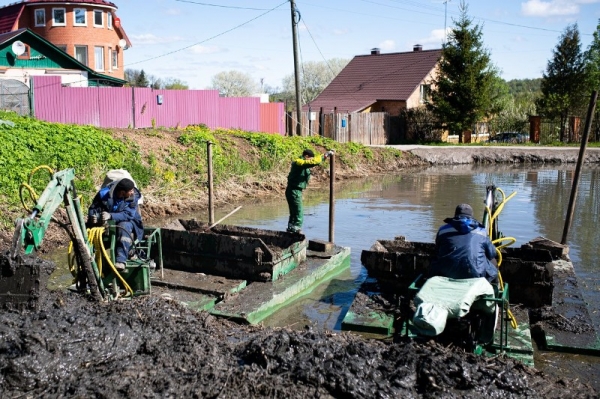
[
  {"left": 304, "top": 45, "right": 442, "bottom": 115},
  {"left": 0, "top": 0, "right": 131, "bottom": 81}
]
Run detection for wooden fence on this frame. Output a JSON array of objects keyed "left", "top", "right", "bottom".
[{"left": 288, "top": 111, "right": 393, "bottom": 145}]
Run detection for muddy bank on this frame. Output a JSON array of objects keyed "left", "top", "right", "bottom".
[
  {"left": 384, "top": 145, "right": 600, "bottom": 165},
  {"left": 0, "top": 291, "right": 595, "bottom": 398}
]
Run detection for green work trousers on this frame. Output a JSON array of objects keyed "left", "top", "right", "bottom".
[{"left": 285, "top": 187, "right": 303, "bottom": 232}]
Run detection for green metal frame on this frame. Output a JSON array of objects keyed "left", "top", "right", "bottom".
[
  {"left": 405, "top": 275, "right": 512, "bottom": 355},
  {"left": 100, "top": 223, "right": 162, "bottom": 296}
]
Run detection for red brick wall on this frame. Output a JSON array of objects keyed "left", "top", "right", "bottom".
[{"left": 18, "top": 4, "right": 125, "bottom": 79}]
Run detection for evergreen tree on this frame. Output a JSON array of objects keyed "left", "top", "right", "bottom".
[
  {"left": 135, "top": 70, "right": 149, "bottom": 88},
  {"left": 536, "top": 24, "right": 587, "bottom": 142},
  {"left": 427, "top": 1, "right": 500, "bottom": 142}
]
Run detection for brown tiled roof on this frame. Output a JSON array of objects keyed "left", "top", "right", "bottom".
[
  {"left": 305, "top": 48, "right": 442, "bottom": 113},
  {"left": 0, "top": 4, "right": 24, "bottom": 34},
  {"left": 17, "top": 0, "right": 116, "bottom": 7}
]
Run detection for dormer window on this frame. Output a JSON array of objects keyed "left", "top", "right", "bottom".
[
  {"left": 52, "top": 8, "right": 66, "bottom": 26},
  {"left": 94, "top": 10, "right": 103, "bottom": 27},
  {"left": 74, "top": 8, "right": 87, "bottom": 26},
  {"left": 34, "top": 9, "right": 45, "bottom": 27}
]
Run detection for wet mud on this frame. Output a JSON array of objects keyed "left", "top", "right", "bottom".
[{"left": 1, "top": 289, "right": 596, "bottom": 398}]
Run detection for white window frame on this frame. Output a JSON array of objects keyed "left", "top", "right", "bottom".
[
  {"left": 93, "top": 10, "right": 103, "bottom": 27},
  {"left": 52, "top": 8, "right": 66, "bottom": 26},
  {"left": 107, "top": 12, "right": 113, "bottom": 29},
  {"left": 95, "top": 46, "right": 104, "bottom": 71},
  {"left": 34, "top": 9, "right": 46, "bottom": 27},
  {"left": 75, "top": 45, "right": 88, "bottom": 66},
  {"left": 73, "top": 8, "right": 87, "bottom": 26},
  {"left": 420, "top": 84, "right": 431, "bottom": 103},
  {"left": 111, "top": 48, "right": 118, "bottom": 69}
]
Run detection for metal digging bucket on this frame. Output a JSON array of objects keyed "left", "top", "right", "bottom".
[
  {"left": 161, "top": 220, "right": 307, "bottom": 282},
  {"left": 0, "top": 252, "right": 54, "bottom": 311}
]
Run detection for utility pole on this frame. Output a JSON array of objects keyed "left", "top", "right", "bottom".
[
  {"left": 444, "top": 0, "right": 451, "bottom": 45},
  {"left": 290, "top": 0, "right": 302, "bottom": 136}
]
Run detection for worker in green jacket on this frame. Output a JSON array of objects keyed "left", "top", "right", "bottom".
[{"left": 286, "top": 149, "right": 334, "bottom": 234}]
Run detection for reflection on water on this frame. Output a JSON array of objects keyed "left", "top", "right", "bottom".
[{"left": 175, "top": 164, "right": 600, "bottom": 332}]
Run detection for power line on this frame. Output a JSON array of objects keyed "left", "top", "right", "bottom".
[
  {"left": 128, "top": 1, "right": 287, "bottom": 66},
  {"left": 174, "top": 0, "right": 275, "bottom": 11}
]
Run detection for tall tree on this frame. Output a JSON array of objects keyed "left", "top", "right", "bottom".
[
  {"left": 281, "top": 58, "right": 350, "bottom": 105},
  {"left": 208, "top": 70, "right": 258, "bottom": 97},
  {"left": 584, "top": 19, "right": 600, "bottom": 140},
  {"left": 536, "top": 24, "right": 588, "bottom": 141},
  {"left": 427, "top": 1, "right": 500, "bottom": 142},
  {"left": 135, "top": 70, "right": 149, "bottom": 88}
]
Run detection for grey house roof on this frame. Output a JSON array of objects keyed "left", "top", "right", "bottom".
[{"left": 305, "top": 48, "right": 442, "bottom": 113}]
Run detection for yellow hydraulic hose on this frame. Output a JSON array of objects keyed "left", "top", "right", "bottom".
[
  {"left": 19, "top": 165, "right": 55, "bottom": 212},
  {"left": 485, "top": 188, "right": 518, "bottom": 329},
  {"left": 68, "top": 227, "right": 134, "bottom": 298}
]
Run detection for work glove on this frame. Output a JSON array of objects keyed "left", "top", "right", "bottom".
[{"left": 101, "top": 211, "right": 112, "bottom": 221}]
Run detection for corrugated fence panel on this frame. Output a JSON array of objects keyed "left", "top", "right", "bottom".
[
  {"left": 133, "top": 88, "right": 221, "bottom": 129},
  {"left": 33, "top": 76, "right": 66, "bottom": 123},
  {"left": 62, "top": 87, "right": 101, "bottom": 126},
  {"left": 219, "top": 97, "right": 260, "bottom": 131},
  {"left": 260, "top": 103, "right": 285, "bottom": 135},
  {"left": 99, "top": 87, "right": 133, "bottom": 128},
  {"left": 33, "top": 80, "right": 280, "bottom": 131}
]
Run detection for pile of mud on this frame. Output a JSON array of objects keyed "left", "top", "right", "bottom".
[{"left": 0, "top": 293, "right": 595, "bottom": 398}]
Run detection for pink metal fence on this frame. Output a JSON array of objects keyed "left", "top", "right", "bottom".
[{"left": 31, "top": 76, "right": 285, "bottom": 134}]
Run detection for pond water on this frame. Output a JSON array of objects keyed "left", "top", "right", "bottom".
[{"left": 168, "top": 163, "right": 600, "bottom": 333}]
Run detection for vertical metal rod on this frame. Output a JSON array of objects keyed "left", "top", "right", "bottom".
[
  {"left": 561, "top": 90, "right": 598, "bottom": 245},
  {"left": 207, "top": 141, "right": 215, "bottom": 224},
  {"left": 290, "top": 0, "right": 302, "bottom": 136},
  {"left": 328, "top": 154, "right": 335, "bottom": 243}
]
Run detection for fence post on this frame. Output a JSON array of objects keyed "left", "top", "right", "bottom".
[
  {"left": 529, "top": 115, "right": 540, "bottom": 143},
  {"left": 131, "top": 87, "right": 136, "bottom": 129}
]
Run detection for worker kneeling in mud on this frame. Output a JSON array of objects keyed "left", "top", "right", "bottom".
[
  {"left": 411, "top": 204, "right": 499, "bottom": 341},
  {"left": 88, "top": 178, "right": 144, "bottom": 271},
  {"left": 429, "top": 203, "right": 498, "bottom": 284}
]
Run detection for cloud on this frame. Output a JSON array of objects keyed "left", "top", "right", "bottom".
[
  {"left": 378, "top": 40, "right": 396, "bottom": 51},
  {"left": 189, "top": 45, "right": 222, "bottom": 54},
  {"left": 333, "top": 28, "right": 348, "bottom": 36},
  {"left": 165, "top": 8, "right": 181, "bottom": 16},
  {"left": 415, "top": 29, "right": 447, "bottom": 48},
  {"left": 520, "top": 0, "right": 597, "bottom": 17},
  {"left": 130, "top": 34, "right": 184, "bottom": 45}
]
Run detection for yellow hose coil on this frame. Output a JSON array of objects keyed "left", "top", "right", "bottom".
[{"left": 485, "top": 188, "right": 518, "bottom": 330}]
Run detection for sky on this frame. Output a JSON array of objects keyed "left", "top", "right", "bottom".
[{"left": 113, "top": 0, "right": 600, "bottom": 90}]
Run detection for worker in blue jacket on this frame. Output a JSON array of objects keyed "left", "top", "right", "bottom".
[
  {"left": 88, "top": 178, "right": 144, "bottom": 271},
  {"left": 429, "top": 203, "right": 498, "bottom": 283},
  {"left": 285, "top": 149, "right": 333, "bottom": 234}
]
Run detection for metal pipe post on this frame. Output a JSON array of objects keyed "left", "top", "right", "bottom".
[
  {"left": 290, "top": 0, "right": 302, "bottom": 136},
  {"left": 207, "top": 141, "right": 214, "bottom": 224},
  {"left": 561, "top": 90, "right": 598, "bottom": 244},
  {"left": 329, "top": 153, "right": 335, "bottom": 243}
]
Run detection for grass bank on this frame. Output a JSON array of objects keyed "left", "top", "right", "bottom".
[{"left": 0, "top": 111, "right": 421, "bottom": 238}]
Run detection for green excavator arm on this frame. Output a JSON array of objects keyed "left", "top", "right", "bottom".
[{"left": 9, "top": 168, "right": 104, "bottom": 301}]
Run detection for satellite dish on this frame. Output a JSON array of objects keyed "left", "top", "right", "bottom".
[
  {"left": 12, "top": 41, "right": 26, "bottom": 56},
  {"left": 118, "top": 39, "right": 127, "bottom": 49}
]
